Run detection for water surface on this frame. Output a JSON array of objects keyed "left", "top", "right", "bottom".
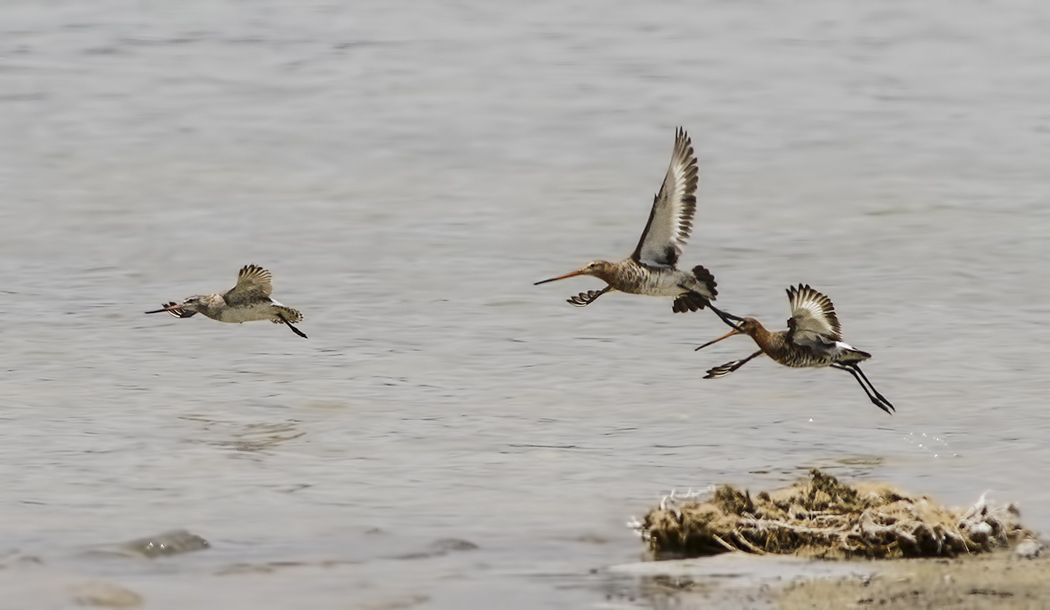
[{"left": 2, "top": 1, "right": 1049, "bottom": 608}]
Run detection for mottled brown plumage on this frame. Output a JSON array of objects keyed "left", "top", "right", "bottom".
[
  {"left": 146, "top": 264, "right": 307, "bottom": 338},
  {"left": 535, "top": 128, "right": 739, "bottom": 326},
  {"left": 695, "top": 285, "right": 893, "bottom": 414}
]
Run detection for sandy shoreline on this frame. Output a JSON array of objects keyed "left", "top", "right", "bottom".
[
  {"left": 612, "top": 548, "right": 1048, "bottom": 609},
  {"left": 780, "top": 551, "right": 1050, "bottom": 609}
]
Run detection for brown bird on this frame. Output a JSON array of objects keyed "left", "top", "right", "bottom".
[
  {"left": 695, "top": 284, "right": 893, "bottom": 414},
  {"left": 146, "top": 265, "right": 307, "bottom": 338},
  {"left": 535, "top": 128, "right": 739, "bottom": 327}
]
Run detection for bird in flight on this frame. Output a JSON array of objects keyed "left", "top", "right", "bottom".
[
  {"left": 146, "top": 264, "right": 307, "bottom": 339},
  {"left": 535, "top": 128, "right": 739, "bottom": 327},
  {"left": 695, "top": 284, "right": 893, "bottom": 414}
]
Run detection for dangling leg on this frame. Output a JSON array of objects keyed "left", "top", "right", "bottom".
[
  {"left": 278, "top": 313, "right": 308, "bottom": 339},
  {"left": 707, "top": 303, "right": 744, "bottom": 330},
  {"left": 704, "top": 350, "right": 764, "bottom": 379},
  {"left": 832, "top": 364, "right": 893, "bottom": 414},
  {"left": 568, "top": 285, "right": 611, "bottom": 307},
  {"left": 850, "top": 364, "right": 894, "bottom": 412}
]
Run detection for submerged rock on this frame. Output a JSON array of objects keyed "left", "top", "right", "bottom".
[
  {"left": 117, "top": 529, "right": 210, "bottom": 559},
  {"left": 638, "top": 469, "right": 1037, "bottom": 560},
  {"left": 428, "top": 538, "right": 479, "bottom": 553}
]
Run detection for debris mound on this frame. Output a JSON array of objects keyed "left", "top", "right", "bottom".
[{"left": 639, "top": 469, "right": 1035, "bottom": 559}]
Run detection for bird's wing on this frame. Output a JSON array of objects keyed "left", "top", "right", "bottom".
[
  {"left": 224, "top": 264, "right": 273, "bottom": 304},
  {"left": 630, "top": 127, "right": 698, "bottom": 268},
  {"left": 786, "top": 284, "right": 842, "bottom": 349}
]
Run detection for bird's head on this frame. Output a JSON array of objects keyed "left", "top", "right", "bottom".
[
  {"left": 177, "top": 295, "right": 208, "bottom": 312},
  {"left": 736, "top": 317, "right": 761, "bottom": 336}
]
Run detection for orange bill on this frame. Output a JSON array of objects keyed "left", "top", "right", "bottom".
[
  {"left": 694, "top": 328, "right": 742, "bottom": 351},
  {"left": 534, "top": 268, "right": 586, "bottom": 285}
]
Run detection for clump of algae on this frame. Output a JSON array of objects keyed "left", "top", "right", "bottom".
[{"left": 639, "top": 469, "right": 1035, "bottom": 559}]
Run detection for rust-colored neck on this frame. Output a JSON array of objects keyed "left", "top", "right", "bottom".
[{"left": 741, "top": 318, "right": 786, "bottom": 355}]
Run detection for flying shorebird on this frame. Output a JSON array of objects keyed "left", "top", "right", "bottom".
[
  {"left": 694, "top": 284, "right": 894, "bottom": 414},
  {"left": 145, "top": 264, "right": 307, "bottom": 339},
  {"left": 534, "top": 128, "right": 739, "bottom": 327}
]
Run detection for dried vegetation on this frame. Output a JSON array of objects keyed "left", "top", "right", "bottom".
[{"left": 639, "top": 469, "right": 1035, "bottom": 559}]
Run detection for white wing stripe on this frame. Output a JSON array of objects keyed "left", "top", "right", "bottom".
[
  {"left": 632, "top": 128, "right": 699, "bottom": 267},
  {"left": 787, "top": 284, "right": 842, "bottom": 343}
]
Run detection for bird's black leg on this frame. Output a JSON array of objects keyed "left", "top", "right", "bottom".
[
  {"left": 674, "top": 284, "right": 743, "bottom": 330},
  {"left": 568, "top": 285, "right": 611, "bottom": 307},
  {"left": 707, "top": 303, "right": 743, "bottom": 321},
  {"left": 832, "top": 364, "right": 894, "bottom": 414},
  {"left": 850, "top": 364, "right": 894, "bottom": 412},
  {"left": 704, "top": 350, "right": 764, "bottom": 379},
  {"left": 707, "top": 303, "right": 744, "bottom": 330},
  {"left": 831, "top": 364, "right": 880, "bottom": 409},
  {"left": 278, "top": 313, "right": 308, "bottom": 339}
]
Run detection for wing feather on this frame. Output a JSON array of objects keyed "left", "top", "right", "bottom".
[
  {"left": 786, "top": 284, "right": 842, "bottom": 349},
  {"left": 631, "top": 127, "right": 698, "bottom": 267},
  {"left": 224, "top": 264, "right": 273, "bottom": 305}
]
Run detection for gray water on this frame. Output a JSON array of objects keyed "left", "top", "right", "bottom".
[{"left": 2, "top": 1, "right": 1050, "bottom": 608}]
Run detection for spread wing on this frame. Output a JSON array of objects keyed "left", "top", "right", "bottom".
[
  {"left": 630, "top": 127, "right": 698, "bottom": 268},
  {"left": 785, "top": 284, "right": 842, "bottom": 349},
  {"left": 224, "top": 264, "right": 273, "bottom": 305}
]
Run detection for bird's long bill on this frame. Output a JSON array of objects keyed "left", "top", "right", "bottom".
[
  {"left": 144, "top": 303, "right": 183, "bottom": 314},
  {"left": 694, "top": 328, "right": 742, "bottom": 351},
  {"left": 534, "top": 268, "right": 586, "bottom": 285}
]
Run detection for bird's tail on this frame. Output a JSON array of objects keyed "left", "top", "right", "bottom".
[
  {"left": 271, "top": 306, "right": 303, "bottom": 324},
  {"left": 839, "top": 346, "right": 872, "bottom": 364},
  {"left": 672, "top": 265, "right": 718, "bottom": 313},
  {"left": 690, "top": 265, "right": 717, "bottom": 298}
]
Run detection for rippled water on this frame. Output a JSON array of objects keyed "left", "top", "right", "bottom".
[{"left": 2, "top": 1, "right": 1050, "bottom": 608}]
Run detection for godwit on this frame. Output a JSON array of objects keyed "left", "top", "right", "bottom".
[
  {"left": 694, "top": 284, "right": 894, "bottom": 414},
  {"left": 145, "top": 265, "right": 307, "bottom": 339},
  {"left": 534, "top": 128, "right": 739, "bottom": 326}
]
